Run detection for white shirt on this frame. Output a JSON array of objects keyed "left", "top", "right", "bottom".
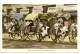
[
  {"left": 58, "top": 18, "right": 63, "bottom": 23},
  {"left": 41, "top": 26, "right": 49, "bottom": 36},
  {"left": 25, "top": 21, "right": 31, "bottom": 26},
  {"left": 39, "top": 22, "right": 43, "bottom": 29},
  {"left": 54, "top": 23, "right": 59, "bottom": 27},
  {"left": 71, "top": 23, "right": 76, "bottom": 27},
  {"left": 10, "top": 22, "right": 14, "bottom": 26},
  {"left": 61, "top": 26, "right": 68, "bottom": 33},
  {"left": 8, "top": 22, "right": 14, "bottom": 33},
  {"left": 71, "top": 23, "right": 77, "bottom": 31},
  {"left": 54, "top": 23, "right": 59, "bottom": 29}
]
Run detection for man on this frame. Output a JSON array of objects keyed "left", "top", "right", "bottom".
[
  {"left": 4, "top": 22, "right": 9, "bottom": 32},
  {"left": 54, "top": 21, "right": 60, "bottom": 34},
  {"left": 70, "top": 22, "right": 77, "bottom": 34},
  {"left": 41, "top": 25, "right": 49, "bottom": 37},
  {"left": 60, "top": 25, "right": 68, "bottom": 35},
  {"left": 25, "top": 20, "right": 32, "bottom": 26},
  {"left": 7, "top": 21, "right": 15, "bottom": 38},
  {"left": 53, "top": 21, "right": 63, "bottom": 43},
  {"left": 8, "top": 21, "right": 14, "bottom": 33},
  {"left": 38, "top": 24, "right": 49, "bottom": 42}
]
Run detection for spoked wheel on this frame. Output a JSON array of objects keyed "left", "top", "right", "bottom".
[
  {"left": 10, "top": 33, "right": 17, "bottom": 40},
  {"left": 36, "top": 33, "right": 41, "bottom": 41},
  {"left": 69, "top": 34, "right": 76, "bottom": 43},
  {"left": 20, "top": 31, "right": 26, "bottom": 40},
  {"left": 20, "top": 35, "right": 27, "bottom": 40},
  {"left": 59, "top": 35, "right": 65, "bottom": 43},
  {"left": 24, "top": 26, "right": 34, "bottom": 40},
  {"left": 69, "top": 27, "right": 77, "bottom": 43},
  {"left": 36, "top": 34, "right": 49, "bottom": 42},
  {"left": 50, "top": 34, "right": 55, "bottom": 41},
  {"left": 27, "top": 34, "right": 34, "bottom": 40},
  {"left": 20, "top": 33, "right": 33, "bottom": 40},
  {"left": 50, "top": 29, "right": 56, "bottom": 42},
  {"left": 59, "top": 32, "right": 67, "bottom": 43},
  {"left": 69, "top": 30, "right": 77, "bottom": 43},
  {"left": 36, "top": 34, "right": 42, "bottom": 42},
  {"left": 26, "top": 32, "right": 38, "bottom": 41}
]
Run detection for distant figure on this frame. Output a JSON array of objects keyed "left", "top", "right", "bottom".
[
  {"left": 25, "top": 20, "right": 32, "bottom": 27},
  {"left": 7, "top": 21, "right": 15, "bottom": 38},
  {"left": 71, "top": 23, "right": 76, "bottom": 31},
  {"left": 39, "top": 22, "right": 43, "bottom": 29},
  {"left": 54, "top": 22, "right": 60, "bottom": 34},
  {"left": 70, "top": 22, "right": 77, "bottom": 35},
  {"left": 8, "top": 21, "right": 14, "bottom": 33},
  {"left": 4, "top": 22, "right": 10, "bottom": 32},
  {"left": 60, "top": 26, "right": 68, "bottom": 35}
]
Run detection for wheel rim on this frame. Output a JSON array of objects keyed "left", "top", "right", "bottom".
[
  {"left": 50, "top": 34, "right": 55, "bottom": 41},
  {"left": 69, "top": 35, "right": 76, "bottom": 43}
]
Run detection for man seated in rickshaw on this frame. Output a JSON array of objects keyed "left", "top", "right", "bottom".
[
  {"left": 70, "top": 22, "right": 77, "bottom": 35},
  {"left": 8, "top": 20, "right": 15, "bottom": 38},
  {"left": 24, "top": 20, "right": 32, "bottom": 27},
  {"left": 23, "top": 20, "right": 32, "bottom": 34}
]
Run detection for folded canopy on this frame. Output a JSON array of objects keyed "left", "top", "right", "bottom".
[
  {"left": 11, "top": 13, "right": 23, "bottom": 21},
  {"left": 40, "top": 13, "right": 54, "bottom": 21},
  {"left": 25, "top": 13, "right": 38, "bottom": 21}
]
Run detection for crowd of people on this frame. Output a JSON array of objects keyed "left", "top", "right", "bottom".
[
  {"left": 3, "top": 9, "right": 77, "bottom": 43},
  {"left": 3, "top": 16, "right": 77, "bottom": 43}
]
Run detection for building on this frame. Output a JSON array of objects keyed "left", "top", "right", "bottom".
[{"left": 2, "top": 4, "right": 77, "bottom": 23}]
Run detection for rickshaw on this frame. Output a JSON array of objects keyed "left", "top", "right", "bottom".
[
  {"left": 37, "top": 13, "right": 56, "bottom": 42},
  {"left": 9, "top": 13, "right": 23, "bottom": 39},
  {"left": 21, "top": 13, "right": 40, "bottom": 40},
  {"left": 55, "top": 12, "right": 77, "bottom": 43}
]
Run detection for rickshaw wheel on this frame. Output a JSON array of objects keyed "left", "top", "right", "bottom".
[
  {"left": 69, "top": 34, "right": 76, "bottom": 43},
  {"left": 69, "top": 30, "right": 77, "bottom": 43},
  {"left": 27, "top": 33, "right": 34, "bottom": 40},
  {"left": 36, "top": 33, "right": 41, "bottom": 41},
  {"left": 59, "top": 35, "right": 65, "bottom": 43},
  {"left": 50, "top": 35, "right": 55, "bottom": 41}
]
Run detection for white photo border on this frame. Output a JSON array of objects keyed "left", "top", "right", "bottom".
[{"left": 0, "top": 0, "right": 80, "bottom": 53}]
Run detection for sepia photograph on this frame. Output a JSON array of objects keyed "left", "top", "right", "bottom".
[{"left": 2, "top": 4, "right": 77, "bottom": 49}]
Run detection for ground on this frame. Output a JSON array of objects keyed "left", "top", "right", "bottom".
[{"left": 2, "top": 33, "right": 77, "bottom": 49}]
